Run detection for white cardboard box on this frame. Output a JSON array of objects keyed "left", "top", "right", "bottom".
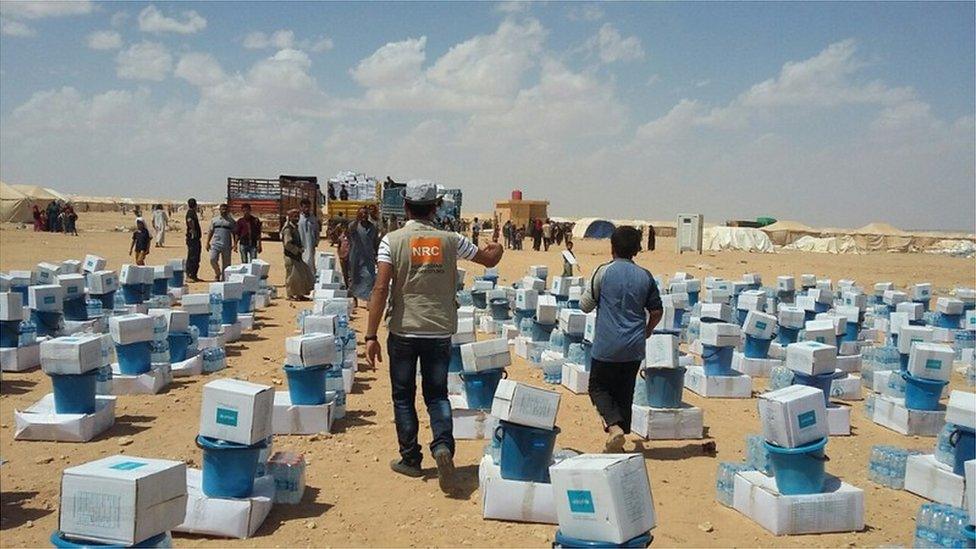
[
  {"left": 830, "top": 373, "right": 863, "bottom": 401},
  {"left": 175, "top": 469, "right": 273, "bottom": 539},
  {"left": 945, "top": 390, "right": 976, "bottom": 430},
  {"left": 0, "top": 343, "right": 41, "bottom": 372},
  {"left": 36, "top": 262, "right": 61, "bottom": 284},
  {"left": 480, "top": 455, "right": 557, "bottom": 524},
  {"left": 239, "top": 314, "right": 254, "bottom": 332},
  {"left": 684, "top": 366, "right": 752, "bottom": 398},
  {"left": 147, "top": 309, "right": 189, "bottom": 334},
  {"left": 835, "top": 353, "right": 862, "bottom": 373},
  {"left": 907, "top": 342, "right": 956, "bottom": 382},
  {"left": 221, "top": 322, "right": 242, "bottom": 343},
  {"left": 228, "top": 273, "right": 259, "bottom": 294},
  {"left": 479, "top": 315, "right": 497, "bottom": 334},
  {"left": 181, "top": 293, "right": 211, "bottom": 315},
  {"left": 170, "top": 354, "right": 203, "bottom": 377},
  {"left": 743, "top": 310, "right": 776, "bottom": 339},
  {"left": 583, "top": 312, "right": 597, "bottom": 343},
  {"left": 645, "top": 334, "right": 679, "bottom": 368},
  {"left": 785, "top": 341, "right": 837, "bottom": 375},
  {"left": 700, "top": 322, "right": 740, "bottom": 347},
  {"left": 285, "top": 334, "right": 336, "bottom": 367},
  {"left": 559, "top": 309, "right": 587, "bottom": 336},
  {"left": 561, "top": 362, "right": 589, "bottom": 394},
  {"left": 904, "top": 454, "right": 965, "bottom": 507},
  {"left": 549, "top": 454, "right": 656, "bottom": 544},
  {"left": 452, "top": 317, "right": 476, "bottom": 345},
  {"left": 60, "top": 455, "right": 187, "bottom": 546},
  {"left": 516, "top": 288, "right": 538, "bottom": 311},
  {"left": 514, "top": 336, "right": 530, "bottom": 359},
  {"left": 40, "top": 334, "right": 103, "bottom": 374},
  {"left": 827, "top": 404, "right": 852, "bottom": 436},
  {"left": 965, "top": 460, "right": 975, "bottom": 525},
  {"left": 29, "top": 284, "right": 64, "bottom": 312},
  {"left": 0, "top": 291, "right": 24, "bottom": 321},
  {"left": 271, "top": 391, "right": 334, "bottom": 435},
  {"left": 898, "top": 325, "right": 933, "bottom": 354},
  {"left": 14, "top": 393, "right": 115, "bottom": 442},
  {"left": 731, "top": 353, "right": 780, "bottom": 378},
  {"left": 631, "top": 404, "right": 703, "bottom": 440},
  {"left": 200, "top": 378, "right": 274, "bottom": 445},
  {"left": 453, "top": 409, "right": 499, "bottom": 440},
  {"left": 758, "top": 385, "right": 828, "bottom": 449},
  {"left": 209, "top": 281, "right": 243, "bottom": 301},
  {"left": 778, "top": 306, "right": 806, "bottom": 329},
  {"left": 461, "top": 338, "right": 511, "bottom": 372},
  {"left": 109, "top": 363, "right": 172, "bottom": 395},
  {"left": 83, "top": 254, "right": 107, "bottom": 273},
  {"left": 490, "top": 379, "right": 560, "bottom": 430},
  {"left": 700, "top": 303, "right": 732, "bottom": 323},
  {"left": 88, "top": 270, "right": 119, "bottom": 295},
  {"left": 521, "top": 276, "right": 546, "bottom": 293},
  {"left": 536, "top": 295, "right": 558, "bottom": 325},
  {"left": 732, "top": 471, "right": 864, "bottom": 535},
  {"left": 871, "top": 394, "right": 945, "bottom": 436},
  {"left": 109, "top": 314, "right": 153, "bottom": 345}
]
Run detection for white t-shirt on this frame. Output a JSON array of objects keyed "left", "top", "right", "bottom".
[{"left": 377, "top": 221, "right": 478, "bottom": 265}]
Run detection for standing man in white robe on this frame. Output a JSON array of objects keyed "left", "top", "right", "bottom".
[{"left": 298, "top": 198, "right": 320, "bottom": 273}]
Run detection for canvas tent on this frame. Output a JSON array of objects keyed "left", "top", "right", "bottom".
[
  {"left": 0, "top": 181, "right": 33, "bottom": 223},
  {"left": 785, "top": 235, "right": 863, "bottom": 254},
  {"left": 572, "top": 218, "right": 616, "bottom": 239},
  {"left": 702, "top": 226, "right": 774, "bottom": 253},
  {"left": 762, "top": 220, "right": 819, "bottom": 247}
]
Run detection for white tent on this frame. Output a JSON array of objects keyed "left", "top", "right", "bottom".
[
  {"left": 702, "top": 226, "right": 774, "bottom": 253},
  {"left": 784, "top": 235, "right": 863, "bottom": 254},
  {"left": 0, "top": 181, "right": 32, "bottom": 223}
]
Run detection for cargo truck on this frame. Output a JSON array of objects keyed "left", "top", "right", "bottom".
[{"left": 226, "top": 175, "right": 320, "bottom": 240}]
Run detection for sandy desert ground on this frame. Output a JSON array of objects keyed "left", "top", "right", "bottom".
[{"left": 1, "top": 211, "right": 975, "bottom": 548}]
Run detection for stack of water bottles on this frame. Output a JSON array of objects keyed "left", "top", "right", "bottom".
[
  {"left": 715, "top": 461, "right": 753, "bottom": 507},
  {"left": 150, "top": 314, "right": 170, "bottom": 365},
  {"left": 914, "top": 503, "right": 971, "bottom": 548},
  {"left": 543, "top": 328, "right": 566, "bottom": 384},
  {"left": 867, "top": 445, "right": 919, "bottom": 489},
  {"left": 0, "top": 292, "right": 25, "bottom": 351},
  {"left": 267, "top": 451, "right": 307, "bottom": 504}
]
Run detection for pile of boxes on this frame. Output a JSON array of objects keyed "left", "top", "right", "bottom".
[
  {"left": 274, "top": 333, "right": 338, "bottom": 433},
  {"left": 632, "top": 334, "right": 703, "bottom": 440},
  {"left": 109, "top": 313, "right": 171, "bottom": 394},
  {"left": 327, "top": 170, "right": 378, "bottom": 200},
  {"left": 902, "top": 391, "right": 975, "bottom": 507},
  {"left": 0, "top": 290, "right": 41, "bottom": 372}
]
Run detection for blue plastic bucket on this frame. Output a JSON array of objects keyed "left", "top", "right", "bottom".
[
  {"left": 196, "top": 435, "right": 267, "bottom": 498},
  {"left": 843, "top": 322, "right": 860, "bottom": 342},
  {"left": 950, "top": 426, "right": 976, "bottom": 476},
  {"left": 702, "top": 344, "right": 734, "bottom": 376},
  {"left": 964, "top": 525, "right": 976, "bottom": 547},
  {"left": 51, "top": 370, "right": 97, "bottom": 414},
  {"left": 899, "top": 353, "right": 909, "bottom": 371},
  {"left": 902, "top": 372, "right": 947, "bottom": 411},
  {"left": 237, "top": 292, "right": 255, "bottom": 314},
  {"left": 531, "top": 321, "right": 557, "bottom": 343},
  {"left": 95, "top": 291, "right": 115, "bottom": 310},
  {"left": 169, "top": 271, "right": 185, "bottom": 288},
  {"left": 495, "top": 420, "right": 559, "bottom": 483},
  {"left": 778, "top": 326, "right": 800, "bottom": 345},
  {"left": 814, "top": 302, "right": 830, "bottom": 314},
  {"left": 152, "top": 279, "right": 168, "bottom": 296},
  {"left": 687, "top": 290, "right": 699, "bottom": 307},
  {"left": 480, "top": 275, "right": 498, "bottom": 287},
  {"left": 141, "top": 284, "right": 154, "bottom": 302},
  {"left": 115, "top": 341, "right": 151, "bottom": 375},
  {"left": 489, "top": 298, "right": 511, "bottom": 321},
  {"left": 62, "top": 297, "right": 88, "bottom": 321},
  {"left": 12, "top": 285, "right": 29, "bottom": 303},
  {"left": 188, "top": 313, "right": 210, "bottom": 337},
  {"left": 804, "top": 310, "right": 817, "bottom": 322},
  {"left": 915, "top": 299, "right": 930, "bottom": 312},
  {"left": 448, "top": 345, "right": 463, "bottom": 373},
  {"left": 673, "top": 308, "right": 685, "bottom": 330},
  {"left": 513, "top": 308, "right": 534, "bottom": 324},
  {"left": 793, "top": 371, "right": 837, "bottom": 406},
  {"left": 221, "top": 299, "right": 239, "bottom": 325},
  {"left": 764, "top": 437, "right": 828, "bottom": 495},
  {"left": 0, "top": 319, "right": 21, "bottom": 348},
  {"left": 555, "top": 294, "right": 569, "bottom": 304},
  {"left": 936, "top": 313, "right": 963, "bottom": 329},
  {"left": 122, "top": 284, "right": 144, "bottom": 305},
  {"left": 50, "top": 530, "right": 171, "bottom": 548},
  {"left": 642, "top": 367, "right": 686, "bottom": 408},
  {"left": 553, "top": 530, "right": 652, "bottom": 548},
  {"left": 460, "top": 368, "right": 507, "bottom": 411},
  {"left": 736, "top": 308, "right": 748, "bottom": 326},
  {"left": 167, "top": 332, "right": 192, "bottom": 363},
  {"left": 284, "top": 364, "right": 329, "bottom": 405},
  {"left": 31, "top": 310, "right": 63, "bottom": 337},
  {"left": 743, "top": 335, "right": 772, "bottom": 359},
  {"left": 471, "top": 291, "right": 487, "bottom": 309}
]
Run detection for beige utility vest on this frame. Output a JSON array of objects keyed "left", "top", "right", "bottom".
[{"left": 386, "top": 221, "right": 460, "bottom": 336}]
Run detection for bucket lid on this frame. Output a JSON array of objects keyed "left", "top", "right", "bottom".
[
  {"left": 900, "top": 372, "right": 950, "bottom": 386},
  {"left": 196, "top": 434, "right": 268, "bottom": 450},
  {"left": 459, "top": 367, "right": 506, "bottom": 380},
  {"left": 554, "top": 529, "right": 652, "bottom": 548},
  {"left": 764, "top": 437, "right": 828, "bottom": 455},
  {"left": 498, "top": 419, "right": 560, "bottom": 435},
  {"left": 283, "top": 364, "right": 330, "bottom": 373}
]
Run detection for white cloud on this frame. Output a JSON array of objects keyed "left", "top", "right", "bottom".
[
  {"left": 116, "top": 41, "right": 173, "bottom": 81},
  {"left": 695, "top": 79, "right": 711, "bottom": 88},
  {"left": 309, "top": 37, "right": 334, "bottom": 53},
  {"left": 350, "top": 37, "right": 427, "bottom": 89},
  {"left": 1, "top": 18, "right": 35, "bottom": 37},
  {"left": 86, "top": 30, "right": 122, "bottom": 50},
  {"left": 567, "top": 4, "right": 604, "bottom": 21},
  {"left": 243, "top": 29, "right": 334, "bottom": 53},
  {"left": 110, "top": 11, "right": 129, "bottom": 27},
  {"left": 646, "top": 74, "right": 661, "bottom": 86},
  {"left": 495, "top": 1, "right": 528, "bottom": 14},
  {"left": 137, "top": 5, "right": 206, "bottom": 35},
  {"left": 0, "top": 1, "right": 92, "bottom": 19},
  {"left": 585, "top": 23, "right": 645, "bottom": 63},
  {"left": 175, "top": 52, "right": 226, "bottom": 87}
]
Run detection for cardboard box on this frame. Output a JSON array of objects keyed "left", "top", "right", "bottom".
[
  {"left": 945, "top": 390, "right": 976, "bottom": 430},
  {"left": 36, "top": 262, "right": 61, "bottom": 285},
  {"left": 904, "top": 454, "right": 965, "bottom": 507},
  {"left": 562, "top": 362, "right": 589, "bottom": 394},
  {"left": 874, "top": 282, "right": 893, "bottom": 295},
  {"left": 884, "top": 290, "right": 908, "bottom": 306},
  {"left": 513, "top": 336, "right": 530, "bottom": 359},
  {"left": 148, "top": 309, "right": 189, "bottom": 333},
  {"left": 0, "top": 291, "right": 23, "bottom": 321},
  {"left": 896, "top": 301, "right": 923, "bottom": 321},
  {"left": 515, "top": 288, "right": 538, "bottom": 311},
  {"left": 737, "top": 290, "right": 766, "bottom": 312},
  {"left": 777, "top": 276, "right": 795, "bottom": 292},
  {"left": 871, "top": 394, "right": 945, "bottom": 436},
  {"left": 732, "top": 471, "right": 864, "bottom": 536},
  {"left": 835, "top": 354, "right": 862, "bottom": 374},
  {"left": 199, "top": 378, "right": 274, "bottom": 445},
  {"left": 285, "top": 334, "right": 336, "bottom": 367},
  {"left": 60, "top": 259, "right": 82, "bottom": 274},
  {"left": 118, "top": 265, "right": 140, "bottom": 285},
  {"left": 88, "top": 270, "right": 119, "bottom": 295},
  {"left": 911, "top": 283, "right": 932, "bottom": 302},
  {"left": 731, "top": 353, "right": 780, "bottom": 378},
  {"left": 109, "top": 363, "right": 172, "bottom": 395},
  {"left": 452, "top": 317, "right": 477, "bottom": 345},
  {"left": 684, "top": 279, "right": 701, "bottom": 293},
  {"left": 684, "top": 366, "right": 752, "bottom": 398},
  {"left": 551, "top": 277, "right": 574, "bottom": 297},
  {"left": 29, "top": 284, "right": 64, "bottom": 312},
  {"left": 785, "top": 341, "right": 837, "bottom": 375},
  {"left": 83, "top": 254, "right": 107, "bottom": 273},
  {"left": 453, "top": 409, "right": 499, "bottom": 440},
  {"left": 302, "top": 314, "right": 337, "bottom": 336},
  {"left": 461, "top": 338, "right": 511, "bottom": 372},
  {"left": 490, "top": 379, "right": 560, "bottom": 430},
  {"left": 528, "top": 265, "right": 548, "bottom": 279},
  {"left": 153, "top": 265, "right": 173, "bottom": 281},
  {"left": 827, "top": 404, "right": 851, "bottom": 435},
  {"left": 645, "top": 334, "right": 679, "bottom": 368},
  {"left": 180, "top": 294, "right": 211, "bottom": 315},
  {"left": 228, "top": 273, "right": 259, "bottom": 293},
  {"left": 907, "top": 342, "right": 955, "bottom": 382},
  {"left": 58, "top": 274, "right": 86, "bottom": 302},
  {"left": 966, "top": 460, "right": 975, "bottom": 526},
  {"left": 14, "top": 393, "right": 115, "bottom": 442},
  {"left": 549, "top": 454, "right": 656, "bottom": 544},
  {"left": 209, "top": 281, "right": 243, "bottom": 301},
  {"left": 536, "top": 295, "right": 558, "bottom": 325},
  {"left": 700, "top": 322, "right": 740, "bottom": 347},
  {"left": 778, "top": 306, "right": 806, "bottom": 329},
  {"left": 559, "top": 309, "right": 587, "bottom": 336},
  {"left": 830, "top": 373, "right": 862, "bottom": 401},
  {"left": 521, "top": 276, "right": 546, "bottom": 293},
  {"left": 313, "top": 289, "right": 348, "bottom": 301},
  {"left": 0, "top": 343, "right": 40, "bottom": 372},
  {"left": 271, "top": 391, "right": 333, "bottom": 435},
  {"left": 743, "top": 310, "right": 776, "bottom": 339},
  {"left": 60, "top": 455, "right": 187, "bottom": 546},
  {"left": 758, "top": 385, "right": 828, "bottom": 448},
  {"left": 40, "top": 334, "right": 103, "bottom": 375},
  {"left": 842, "top": 291, "right": 868, "bottom": 310},
  {"left": 631, "top": 404, "right": 703, "bottom": 440},
  {"left": 479, "top": 315, "right": 497, "bottom": 334},
  {"left": 109, "top": 314, "right": 153, "bottom": 345},
  {"left": 898, "top": 325, "right": 934, "bottom": 354},
  {"left": 480, "top": 455, "right": 557, "bottom": 524},
  {"left": 174, "top": 468, "right": 273, "bottom": 539},
  {"left": 795, "top": 295, "right": 817, "bottom": 313},
  {"left": 703, "top": 287, "right": 731, "bottom": 304},
  {"left": 700, "top": 303, "right": 732, "bottom": 323}
]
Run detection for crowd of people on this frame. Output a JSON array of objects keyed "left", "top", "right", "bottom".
[{"left": 31, "top": 201, "right": 78, "bottom": 236}]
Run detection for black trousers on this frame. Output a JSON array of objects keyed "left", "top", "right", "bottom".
[
  {"left": 186, "top": 238, "right": 201, "bottom": 279},
  {"left": 588, "top": 358, "right": 641, "bottom": 434}
]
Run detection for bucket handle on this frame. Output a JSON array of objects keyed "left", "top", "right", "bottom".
[
  {"left": 493, "top": 425, "right": 503, "bottom": 444},
  {"left": 639, "top": 369, "right": 646, "bottom": 379},
  {"left": 811, "top": 453, "right": 830, "bottom": 462},
  {"left": 701, "top": 347, "right": 724, "bottom": 361},
  {"left": 949, "top": 429, "right": 961, "bottom": 448}
]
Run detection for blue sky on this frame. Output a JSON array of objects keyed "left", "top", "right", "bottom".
[{"left": 1, "top": 1, "right": 973, "bottom": 230}]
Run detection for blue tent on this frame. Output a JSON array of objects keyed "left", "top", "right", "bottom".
[{"left": 574, "top": 218, "right": 616, "bottom": 239}]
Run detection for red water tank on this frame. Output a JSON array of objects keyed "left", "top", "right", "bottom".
[{"left": 511, "top": 189, "right": 523, "bottom": 200}]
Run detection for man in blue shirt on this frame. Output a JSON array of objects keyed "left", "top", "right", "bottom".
[{"left": 580, "top": 226, "right": 663, "bottom": 452}]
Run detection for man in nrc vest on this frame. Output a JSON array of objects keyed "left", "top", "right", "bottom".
[{"left": 366, "top": 180, "right": 503, "bottom": 492}]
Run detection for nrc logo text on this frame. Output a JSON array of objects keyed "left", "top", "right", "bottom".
[{"left": 410, "top": 237, "right": 444, "bottom": 265}]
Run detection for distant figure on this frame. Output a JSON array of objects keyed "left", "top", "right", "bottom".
[
  {"left": 185, "top": 198, "right": 202, "bottom": 282},
  {"left": 298, "top": 198, "right": 320, "bottom": 273},
  {"left": 647, "top": 225, "right": 656, "bottom": 251},
  {"left": 130, "top": 218, "right": 151, "bottom": 266},
  {"left": 503, "top": 220, "right": 513, "bottom": 249},
  {"left": 236, "top": 203, "right": 263, "bottom": 263},
  {"left": 45, "top": 201, "right": 58, "bottom": 232},
  {"left": 280, "top": 208, "right": 315, "bottom": 300},
  {"left": 339, "top": 184, "right": 349, "bottom": 201},
  {"left": 32, "top": 205, "right": 42, "bottom": 232},
  {"left": 337, "top": 223, "right": 351, "bottom": 289},
  {"left": 328, "top": 182, "right": 337, "bottom": 201},
  {"left": 514, "top": 225, "right": 525, "bottom": 250},
  {"left": 563, "top": 240, "right": 577, "bottom": 277},
  {"left": 542, "top": 219, "right": 553, "bottom": 251},
  {"left": 206, "top": 203, "right": 236, "bottom": 281},
  {"left": 133, "top": 205, "right": 142, "bottom": 219},
  {"left": 580, "top": 226, "right": 663, "bottom": 453},
  {"left": 152, "top": 204, "right": 168, "bottom": 247},
  {"left": 348, "top": 207, "right": 380, "bottom": 307},
  {"left": 64, "top": 204, "right": 78, "bottom": 236},
  {"left": 471, "top": 217, "right": 481, "bottom": 246},
  {"left": 532, "top": 218, "right": 543, "bottom": 251}
]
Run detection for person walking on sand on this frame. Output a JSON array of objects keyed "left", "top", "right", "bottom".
[
  {"left": 347, "top": 207, "right": 379, "bottom": 308},
  {"left": 562, "top": 240, "right": 578, "bottom": 277},
  {"left": 64, "top": 204, "right": 78, "bottom": 236},
  {"left": 470, "top": 217, "right": 481, "bottom": 246},
  {"left": 365, "top": 180, "right": 503, "bottom": 492},
  {"left": 129, "top": 218, "right": 152, "bottom": 266},
  {"left": 580, "top": 226, "right": 663, "bottom": 453},
  {"left": 542, "top": 218, "right": 553, "bottom": 251},
  {"left": 32, "top": 205, "right": 43, "bottom": 232},
  {"left": 281, "top": 209, "right": 315, "bottom": 300},
  {"left": 298, "top": 198, "right": 320, "bottom": 274},
  {"left": 185, "top": 198, "right": 203, "bottom": 282},
  {"left": 152, "top": 204, "right": 168, "bottom": 247},
  {"left": 206, "top": 203, "right": 236, "bottom": 281},
  {"left": 235, "top": 203, "right": 263, "bottom": 263}
]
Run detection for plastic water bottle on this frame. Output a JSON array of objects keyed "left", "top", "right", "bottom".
[
  {"left": 745, "top": 434, "right": 772, "bottom": 475},
  {"left": 567, "top": 343, "right": 585, "bottom": 365},
  {"left": 209, "top": 293, "right": 223, "bottom": 332},
  {"left": 769, "top": 366, "right": 795, "bottom": 391},
  {"left": 715, "top": 462, "right": 752, "bottom": 507},
  {"left": 548, "top": 328, "right": 565, "bottom": 354},
  {"left": 296, "top": 309, "right": 310, "bottom": 331},
  {"left": 202, "top": 347, "right": 225, "bottom": 372},
  {"left": 96, "top": 335, "right": 114, "bottom": 394},
  {"left": 863, "top": 394, "right": 876, "bottom": 419},
  {"left": 188, "top": 325, "right": 200, "bottom": 350},
  {"left": 326, "top": 368, "right": 346, "bottom": 419},
  {"left": 113, "top": 291, "right": 126, "bottom": 314},
  {"left": 633, "top": 374, "right": 648, "bottom": 406},
  {"left": 17, "top": 318, "right": 36, "bottom": 347},
  {"left": 935, "top": 424, "right": 957, "bottom": 467},
  {"left": 86, "top": 298, "right": 103, "bottom": 319},
  {"left": 337, "top": 314, "right": 349, "bottom": 340},
  {"left": 457, "top": 290, "right": 473, "bottom": 307},
  {"left": 268, "top": 452, "right": 307, "bottom": 504},
  {"left": 887, "top": 371, "right": 906, "bottom": 398}
]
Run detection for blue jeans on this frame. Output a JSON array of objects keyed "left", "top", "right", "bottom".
[
  {"left": 240, "top": 244, "right": 258, "bottom": 263},
  {"left": 387, "top": 333, "right": 454, "bottom": 465}
]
